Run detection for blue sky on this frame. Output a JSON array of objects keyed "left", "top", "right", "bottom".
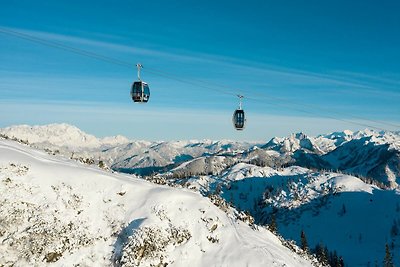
[{"left": 0, "top": 0, "right": 399, "bottom": 141}]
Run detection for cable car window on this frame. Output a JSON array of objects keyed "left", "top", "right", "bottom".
[{"left": 143, "top": 84, "right": 150, "bottom": 95}]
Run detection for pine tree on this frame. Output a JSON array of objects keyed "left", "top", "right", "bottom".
[
  {"left": 339, "top": 256, "right": 344, "bottom": 267},
  {"left": 315, "top": 243, "right": 328, "bottom": 265},
  {"left": 98, "top": 160, "right": 105, "bottom": 169},
  {"left": 324, "top": 246, "right": 329, "bottom": 263},
  {"left": 383, "top": 243, "right": 394, "bottom": 267},
  {"left": 329, "top": 250, "right": 339, "bottom": 267},
  {"left": 339, "top": 204, "right": 346, "bottom": 216},
  {"left": 300, "top": 230, "right": 309, "bottom": 253},
  {"left": 268, "top": 214, "right": 277, "bottom": 233},
  {"left": 390, "top": 220, "right": 398, "bottom": 237}
]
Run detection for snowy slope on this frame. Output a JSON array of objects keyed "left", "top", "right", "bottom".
[
  {"left": 2, "top": 124, "right": 400, "bottom": 265},
  {"left": 322, "top": 135, "right": 400, "bottom": 188},
  {"left": 185, "top": 163, "right": 400, "bottom": 266},
  {"left": 0, "top": 139, "right": 312, "bottom": 267}
]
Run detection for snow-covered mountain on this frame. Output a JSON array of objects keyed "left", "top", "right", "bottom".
[
  {"left": 2, "top": 123, "right": 400, "bottom": 266},
  {"left": 104, "top": 139, "right": 255, "bottom": 175},
  {"left": 259, "top": 130, "right": 400, "bottom": 188},
  {"left": 263, "top": 129, "right": 400, "bottom": 156},
  {"left": 1, "top": 124, "right": 399, "bottom": 187},
  {"left": 0, "top": 124, "right": 256, "bottom": 175},
  {"left": 322, "top": 136, "right": 400, "bottom": 188},
  {"left": 0, "top": 123, "right": 130, "bottom": 150},
  {"left": 0, "top": 139, "right": 312, "bottom": 266},
  {"left": 263, "top": 132, "right": 326, "bottom": 154},
  {"left": 175, "top": 163, "right": 400, "bottom": 266}
]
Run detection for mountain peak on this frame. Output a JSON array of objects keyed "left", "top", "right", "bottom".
[
  {"left": 0, "top": 123, "right": 130, "bottom": 150},
  {"left": 292, "top": 132, "right": 308, "bottom": 140}
]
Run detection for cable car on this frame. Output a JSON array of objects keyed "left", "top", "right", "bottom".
[
  {"left": 131, "top": 63, "right": 150, "bottom": 103},
  {"left": 233, "top": 95, "right": 245, "bottom": 130}
]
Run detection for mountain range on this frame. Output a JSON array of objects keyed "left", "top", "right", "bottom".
[{"left": 1, "top": 123, "right": 399, "bottom": 266}]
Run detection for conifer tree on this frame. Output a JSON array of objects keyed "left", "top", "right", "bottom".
[
  {"left": 324, "top": 246, "right": 329, "bottom": 263},
  {"left": 315, "top": 243, "right": 328, "bottom": 265},
  {"left": 268, "top": 214, "right": 277, "bottom": 233},
  {"left": 329, "top": 250, "right": 339, "bottom": 267},
  {"left": 390, "top": 220, "right": 398, "bottom": 237},
  {"left": 98, "top": 160, "right": 105, "bottom": 169},
  {"left": 383, "top": 243, "right": 394, "bottom": 267},
  {"left": 339, "top": 256, "right": 344, "bottom": 267},
  {"left": 300, "top": 230, "right": 309, "bottom": 253},
  {"left": 339, "top": 204, "right": 346, "bottom": 216}
]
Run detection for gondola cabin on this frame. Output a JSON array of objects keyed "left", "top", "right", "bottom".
[
  {"left": 131, "top": 81, "right": 150, "bottom": 103},
  {"left": 233, "top": 109, "right": 245, "bottom": 130},
  {"left": 131, "top": 63, "right": 150, "bottom": 103},
  {"left": 233, "top": 95, "right": 245, "bottom": 130}
]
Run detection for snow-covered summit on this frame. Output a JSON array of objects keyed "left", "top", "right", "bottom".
[
  {"left": 263, "top": 131, "right": 342, "bottom": 155},
  {"left": 0, "top": 123, "right": 130, "bottom": 150},
  {"left": 263, "top": 129, "right": 400, "bottom": 155}
]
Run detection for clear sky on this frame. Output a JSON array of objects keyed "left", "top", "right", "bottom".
[{"left": 1, "top": 0, "right": 399, "bottom": 141}]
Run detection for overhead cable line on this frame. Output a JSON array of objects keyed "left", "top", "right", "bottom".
[
  {"left": 244, "top": 95, "right": 384, "bottom": 130},
  {"left": 0, "top": 27, "right": 235, "bottom": 97},
  {"left": 1, "top": 27, "right": 398, "bottom": 131},
  {"left": 248, "top": 91, "right": 400, "bottom": 129},
  {"left": 0, "top": 27, "right": 132, "bottom": 67}
]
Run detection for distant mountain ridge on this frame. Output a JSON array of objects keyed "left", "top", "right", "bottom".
[
  {"left": 260, "top": 130, "right": 400, "bottom": 188},
  {"left": 0, "top": 123, "right": 130, "bottom": 150},
  {"left": 1, "top": 123, "right": 399, "bottom": 187},
  {"left": 0, "top": 123, "right": 257, "bottom": 175}
]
